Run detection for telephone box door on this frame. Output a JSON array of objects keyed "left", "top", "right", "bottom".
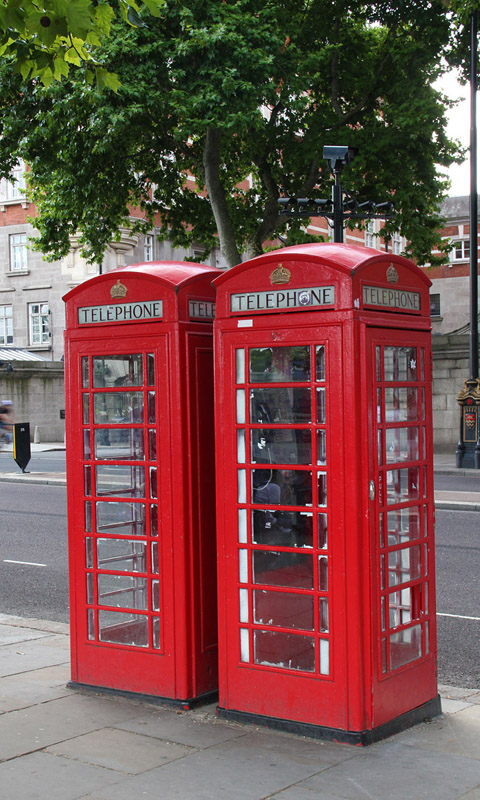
[
  {"left": 217, "top": 325, "right": 348, "bottom": 729},
  {"left": 68, "top": 335, "right": 176, "bottom": 696},
  {"left": 366, "top": 327, "right": 437, "bottom": 724}
]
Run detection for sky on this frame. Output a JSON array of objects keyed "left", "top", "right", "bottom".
[{"left": 438, "top": 70, "right": 473, "bottom": 198}]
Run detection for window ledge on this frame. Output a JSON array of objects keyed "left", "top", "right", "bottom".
[
  {"left": 5, "top": 269, "right": 30, "bottom": 277},
  {"left": 26, "top": 344, "right": 52, "bottom": 351}
]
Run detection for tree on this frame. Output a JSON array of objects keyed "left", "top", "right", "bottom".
[
  {"left": 0, "top": 0, "right": 468, "bottom": 268},
  {"left": 0, "top": 0, "right": 163, "bottom": 88}
]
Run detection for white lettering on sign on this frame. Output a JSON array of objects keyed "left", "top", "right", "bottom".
[
  {"left": 230, "top": 286, "right": 335, "bottom": 313},
  {"left": 362, "top": 285, "right": 421, "bottom": 312},
  {"left": 189, "top": 300, "right": 216, "bottom": 319},
  {"left": 78, "top": 300, "right": 163, "bottom": 325}
]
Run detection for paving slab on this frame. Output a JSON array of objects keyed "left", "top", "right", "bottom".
[
  {"left": 0, "top": 693, "right": 153, "bottom": 761},
  {"left": 225, "top": 729, "right": 356, "bottom": 767},
  {"left": 268, "top": 789, "right": 352, "bottom": 800},
  {"left": 0, "top": 636, "right": 69, "bottom": 677},
  {"left": 45, "top": 726, "right": 193, "bottom": 774},
  {"left": 0, "top": 623, "right": 53, "bottom": 646},
  {"left": 296, "top": 741, "right": 480, "bottom": 800},
  {"left": 459, "top": 790, "right": 480, "bottom": 800},
  {"left": 0, "top": 663, "right": 71, "bottom": 712},
  {"left": 115, "top": 706, "right": 249, "bottom": 748},
  {"left": 394, "top": 704, "right": 480, "bottom": 761},
  {"left": 75, "top": 735, "right": 328, "bottom": 800},
  {"left": 0, "top": 751, "right": 121, "bottom": 800}
]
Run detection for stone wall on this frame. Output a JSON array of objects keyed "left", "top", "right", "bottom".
[
  {"left": 431, "top": 334, "right": 469, "bottom": 452},
  {"left": 0, "top": 361, "right": 65, "bottom": 442}
]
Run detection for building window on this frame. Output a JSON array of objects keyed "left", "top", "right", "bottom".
[
  {"left": 391, "top": 232, "right": 403, "bottom": 255},
  {"left": 0, "top": 160, "right": 26, "bottom": 203},
  {"left": 9, "top": 233, "right": 28, "bottom": 272},
  {"left": 452, "top": 239, "right": 470, "bottom": 261},
  {"left": 365, "top": 221, "right": 376, "bottom": 248},
  {"left": 144, "top": 234, "right": 154, "bottom": 262},
  {"left": 28, "top": 303, "right": 50, "bottom": 345},
  {"left": 430, "top": 294, "right": 441, "bottom": 317},
  {"left": 0, "top": 305, "right": 13, "bottom": 344}
]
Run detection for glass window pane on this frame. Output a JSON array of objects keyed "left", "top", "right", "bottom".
[
  {"left": 253, "top": 551, "right": 313, "bottom": 589},
  {"left": 86, "top": 573, "right": 94, "bottom": 604},
  {"left": 389, "top": 624, "right": 422, "bottom": 670},
  {"left": 94, "top": 429, "right": 144, "bottom": 460},
  {"left": 95, "top": 501, "right": 146, "bottom": 535},
  {"left": 252, "top": 469, "right": 312, "bottom": 506},
  {"left": 97, "top": 574, "right": 148, "bottom": 610},
  {"left": 387, "top": 508, "right": 421, "bottom": 545},
  {"left": 239, "top": 549, "right": 248, "bottom": 583},
  {"left": 319, "top": 598, "right": 329, "bottom": 632},
  {"left": 148, "top": 429, "right": 157, "bottom": 461},
  {"left": 95, "top": 465, "right": 145, "bottom": 498},
  {"left": 87, "top": 609, "right": 95, "bottom": 640},
  {"left": 316, "top": 388, "right": 326, "bottom": 424},
  {"left": 83, "top": 394, "right": 90, "bottom": 424},
  {"left": 238, "top": 508, "right": 247, "bottom": 543},
  {"left": 82, "top": 357, "right": 89, "bottom": 388},
  {"left": 84, "top": 465, "right": 91, "bottom": 496},
  {"left": 93, "top": 392, "right": 144, "bottom": 424},
  {"left": 152, "top": 580, "right": 160, "bottom": 612},
  {"left": 251, "top": 429, "right": 312, "bottom": 465},
  {"left": 386, "top": 467, "right": 420, "bottom": 504},
  {"left": 148, "top": 392, "right": 155, "bottom": 424},
  {"left": 85, "top": 537, "right": 93, "bottom": 568},
  {"left": 254, "top": 589, "right": 314, "bottom": 630},
  {"left": 249, "top": 346, "right": 310, "bottom": 383},
  {"left": 236, "top": 349, "right": 245, "bottom": 384},
  {"left": 153, "top": 617, "right": 160, "bottom": 649},
  {"left": 236, "top": 389, "right": 246, "bottom": 423},
  {"left": 318, "top": 513, "right": 327, "bottom": 549},
  {"left": 385, "top": 388, "right": 418, "bottom": 421},
  {"left": 237, "top": 430, "right": 246, "bottom": 463},
  {"left": 85, "top": 501, "right": 92, "bottom": 532},
  {"left": 317, "top": 430, "right": 326, "bottom": 465},
  {"left": 317, "top": 473, "right": 327, "bottom": 506},
  {"left": 149, "top": 467, "right": 157, "bottom": 499},
  {"left": 253, "top": 629, "right": 314, "bottom": 672},
  {"left": 239, "top": 588, "right": 249, "bottom": 623},
  {"left": 150, "top": 505, "right": 158, "bottom": 536},
  {"left": 147, "top": 354, "right": 155, "bottom": 386},
  {"left": 240, "top": 628, "right": 249, "bottom": 662},
  {"left": 250, "top": 387, "right": 311, "bottom": 424},
  {"left": 96, "top": 539, "right": 146, "bottom": 572},
  {"left": 238, "top": 469, "right": 247, "bottom": 503},
  {"left": 388, "top": 588, "right": 413, "bottom": 629},
  {"left": 318, "top": 556, "right": 328, "bottom": 591},
  {"left": 83, "top": 430, "right": 91, "bottom": 459},
  {"left": 151, "top": 541, "right": 159, "bottom": 573},
  {"left": 384, "top": 347, "right": 418, "bottom": 382},
  {"left": 388, "top": 545, "right": 421, "bottom": 587},
  {"left": 385, "top": 427, "right": 419, "bottom": 463},
  {"left": 319, "top": 638, "right": 329, "bottom": 675},
  {"left": 92, "top": 355, "right": 143, "bottom": 388},
  {"left": 98, "top": 610, "right": 149, "bottom": 647},
  {"left": 315, "top": 346, "right": 325, "bottom": 381},
  {"left": 252, "top": 509, "right": 313, "bottom": 548}
]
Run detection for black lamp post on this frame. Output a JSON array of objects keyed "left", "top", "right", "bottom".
[
  {"left": 456, "top": 10, "right": 480, "bottom": 469},
  {"left": 278, "top": 145, "right": 394, "bottom": 242}
]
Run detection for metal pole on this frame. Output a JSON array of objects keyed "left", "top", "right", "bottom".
[
  {"left": 470, "top": 9, "right": 478, "bottom": 381},
  {"left": 333, "top": 167, "right": 344, "bottom": 243}
]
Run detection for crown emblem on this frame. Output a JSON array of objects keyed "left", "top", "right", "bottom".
[
  {"left": 110, "top": 279, "right": 128, "bottom": 299},
  {"left": 270, "top": 265, "right": 291, "bottom": 285},
  {"left": 386, "top": 264, "right": 398, "bottom": 284}
]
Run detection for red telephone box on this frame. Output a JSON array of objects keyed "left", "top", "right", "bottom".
[
  {"left": 213, "top": 243, "right": 440, "bottom": 744},
  {"left": 64, "top": 261, "right": 220, "bottom": 706}
]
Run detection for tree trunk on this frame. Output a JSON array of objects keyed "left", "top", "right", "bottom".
[{"left": 203, "top": 127, "right": 241, "bottom": 269}]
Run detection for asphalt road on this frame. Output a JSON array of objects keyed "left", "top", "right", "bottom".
[{"left": 0, "top": 479, "right": 478, "bottom": 688}]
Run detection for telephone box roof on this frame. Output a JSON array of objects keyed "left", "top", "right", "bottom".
[
  {"left": 64, "top": 261, "right": 221, "bottom": 302},
  {"left": 213, "top": 243, "right": 430, "bottom": 287}
]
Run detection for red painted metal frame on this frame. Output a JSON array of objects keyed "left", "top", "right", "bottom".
[
  {"left": 213, "top": 243, "right": 438, "bottom": 739},
  {"left": 64, "top": 262, "right": 221, "bottom": 704}
]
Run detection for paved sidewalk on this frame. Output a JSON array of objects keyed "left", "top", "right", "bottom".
[{"left": 0, "top": 614, "right": 479, "bottom": 800}]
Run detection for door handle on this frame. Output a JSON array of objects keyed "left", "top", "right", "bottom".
[{"left": 369, "top": 480, "right": 376, "bottom": 501}]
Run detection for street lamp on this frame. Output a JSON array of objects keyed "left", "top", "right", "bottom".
[{"left": 278, "top": 145, "right": 394, "bottom": 242}]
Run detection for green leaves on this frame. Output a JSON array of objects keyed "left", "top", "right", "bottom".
[
  {"left": 0, "top": 0, "right": 466, "bottom": 268},
  {"left": 0, "top": 0, "right": 165, "bottom": 87}
]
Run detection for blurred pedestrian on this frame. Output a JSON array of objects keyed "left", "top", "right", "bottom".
[{"left": 0, "top": 400, "right": 14, "bottom": 448}]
